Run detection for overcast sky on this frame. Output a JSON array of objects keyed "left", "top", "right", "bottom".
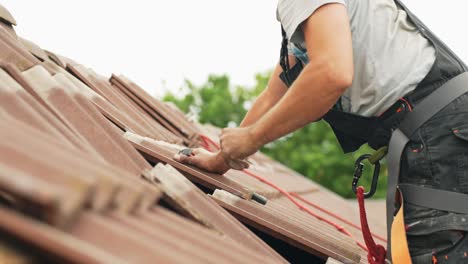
[{"left": 4, "top": 1, "right": 468, "bottom": 97}]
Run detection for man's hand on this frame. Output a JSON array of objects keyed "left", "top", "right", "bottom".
[
  {"left": 220, "top": 126, "right": 263, "bottom": 161},
  {"left": 174, "top": 148, "right": 231, "bottom": 174}
]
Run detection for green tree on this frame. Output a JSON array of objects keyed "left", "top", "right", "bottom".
[{"left": 164, "top": 73, "right": 387, "bottom": 199}]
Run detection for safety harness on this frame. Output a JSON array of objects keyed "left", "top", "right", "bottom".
[{"left": 278, "top": 0, "right": 468, "bottom": 262}]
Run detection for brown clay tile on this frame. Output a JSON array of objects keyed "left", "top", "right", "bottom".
[
  {"left": 134, "top": 210, "right": 275, "bottom": 263},
  {"left": 211, "top": 190, "right": 362, "bottom": 263},
  {"left": 0, "top": 207, "right": 126, "bottom": 264},
  {"left": 0, "top": 136, "right": 94, "bottom": 227},
  {"left": 222, "top": 169, "right": 281, "bottom": 198},
  {"left": 298, "top": 191, "right": 387, "bottom": 240},
  {"left": 44, "top": 50, "right": 67, "bottom": 68},
  {"left": 97, "top": 74, "right": 182, "bottom": 144},
  {"left": 109, "top": 213, "right": 223, "bottom": 263},
  {"left": 20, "top": 65, "right": 108, "bottom": 159},
  {"left": 55, "top": 64, "right": 151, "bottom": 136},
  {"left": 53, "top": 73, "right": 151, "bottom": 173},
  {"left": 0, "top": 164, "right": 75, "bottom": 227},
  {"left": 125, "top": 132, "right": 254, "bottom": 200},
  {"left": 270, "top": 200, "right": 370, "bottom": 264},
  {"left": 111, "top": 76, "right": 185, "bottom": 138},
  {"left": 21, "top": 66, "right": 145, "bottom": 175},
  {"left": 2, "top": 65, "right": 87, "bottom": 150},
  {"left": 110, "top": 79, "right": 184, "bottom": 143},
  {"left": 44, "top": 50, "right": 77, "bottom": 69},
  {"left": 17, "top": 65, "right": 106, "bottom": 157},
  {"left": 0, "top": 112, "right": 161, "bottom": 215},
  {"left": 70, "top": 212, "right": 188, "bottom": 264},
  {"left": 145, "top": 206, "right": 282, "bottom": 263},
  {"left": 68, "top": 64, "right": 171, "bottom": 141},
  {"left": 0, "top": 27, "right": 38, "bottom": 70},
  {"left": 134, "top": 185, "right": 164, "bottom": 213},
  {"left": 0, "top": 69, "right": 75, "bottom": 148},
  {"left": 148, "top": 164, "right": 287, "bottom": 262},
  {"left": 18, "top": 38, "right": 49, "bottom": 62},
  {"left": 267, "top": 196, "right": 372, "bottom": 252},
  {"left": 118, "top": 74, "right": 199, "bottom": 136},
  {"left": 0, "top": 117, "right": 119, "bottom": 212},
  {"left": 111, "top": 74, "right": 197, "bottom": 138}
]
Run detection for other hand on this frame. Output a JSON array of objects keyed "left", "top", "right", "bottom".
[{"left": 220, "top": 126, "right": 263, "bottom": 161}]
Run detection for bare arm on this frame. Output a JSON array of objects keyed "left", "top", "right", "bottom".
[
  {"left": 240, "top": 60, "right": 293, "bottom": 127},
  {"left": 221, "top": 3, "right": 354, "bottom": 160}
]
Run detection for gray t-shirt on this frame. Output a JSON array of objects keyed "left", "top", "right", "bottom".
[{"left": 277, "top": 0, "right": 436, "bottom": 116}]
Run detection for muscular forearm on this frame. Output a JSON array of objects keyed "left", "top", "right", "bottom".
[
  {"left": 250, "top": 59, "right": 351, "bottom": 146},
  {"left": 240, "top": 63, "right": 290, "bottom": 127},
  {"left": 240, "top": 89, "right": 279, "bottom": 127}
]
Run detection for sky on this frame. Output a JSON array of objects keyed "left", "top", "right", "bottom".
[{"left": 3, "top": 1, "right": 468, "bottom": 98}]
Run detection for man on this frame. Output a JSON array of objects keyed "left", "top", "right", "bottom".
[{"left": 175, "top": 0, "right": 468, "bottom": 262}]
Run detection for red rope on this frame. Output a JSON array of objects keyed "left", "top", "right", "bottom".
[
  {"left": 199, "top": 134, "right": 372, "bottom": 251},
  {"left": 357, "top": 186, "right": 387, "bottom": 264}
]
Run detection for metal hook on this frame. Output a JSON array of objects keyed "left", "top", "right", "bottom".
[{"left": 352, "top": 154, "right": 381, "bottom": 199}]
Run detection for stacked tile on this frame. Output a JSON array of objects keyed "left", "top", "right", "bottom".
[
  {"left": 109, "top": 74, "right": 199, "bottom": 142},
  {"left": 110, "top": 75, "right": 188, "bottom": 141},
  {"left": 147, "top": 163, "right": 286, "bottom": 263},
  {"left": 0, "top": 64, "right": 276, "bottom": 264},
  {"left": 67, "top": 64, "right": 182, "bottom": 144},
  {"left": 0, "top": 27, "right": 38, "bottom": 72},
  {"left": 0, "top": 116, "right": 278, "bottom": 263}
]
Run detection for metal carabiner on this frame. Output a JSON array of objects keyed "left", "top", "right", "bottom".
[{"left": 352, "top": 154, "right": 381, "bottom": 199}]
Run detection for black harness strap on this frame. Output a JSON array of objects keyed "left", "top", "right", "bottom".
[
  {"left": 386, "top": 72, "right": 468, "bottom": 258},
  {"left": 399, "top": 184, "right": 468, "bottom": 215}
]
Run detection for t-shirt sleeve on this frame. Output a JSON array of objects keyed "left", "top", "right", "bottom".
[{"left": 277, "top": 0, "right": 346, "bottom": 44}]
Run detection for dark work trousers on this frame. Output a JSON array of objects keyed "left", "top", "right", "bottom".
[{"left": 399, "top": 92, "right": 468, "bottom": 263}]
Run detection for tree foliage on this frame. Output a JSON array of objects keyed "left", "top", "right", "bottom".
[{"left": 163, "top": 73, "right": 387, "bottom": 199}]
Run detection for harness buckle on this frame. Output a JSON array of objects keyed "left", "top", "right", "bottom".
[{"left": 352, "top": 154, "right": 381, "bottom": 199}]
